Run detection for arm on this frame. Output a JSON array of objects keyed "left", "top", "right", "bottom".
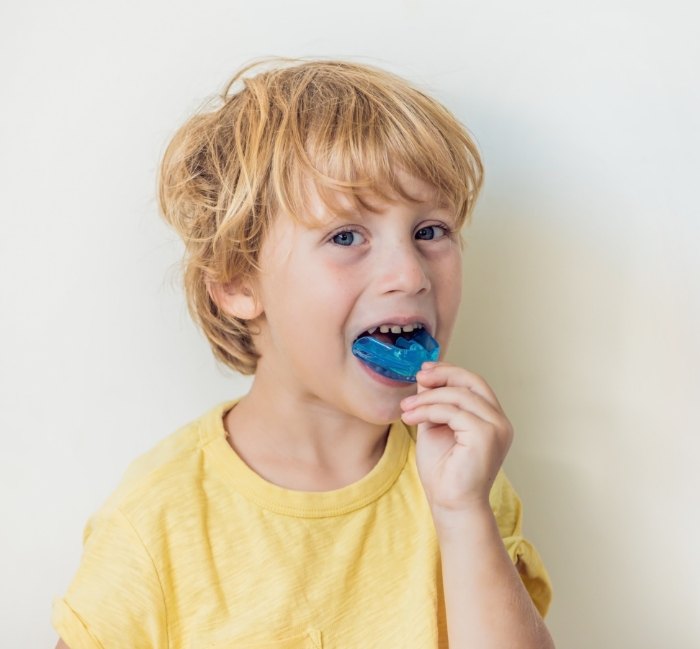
[
  {"left": 401, "top": 362, "right": 555, "bottom": 648},
  {"left": 434, "top": 504, "right": 554, "bottom": 648},
  {"left": 54, "top": 640, "right": 70, "bottom": 649},
  {"left": 51, "top": 509, "right": 167, "bottom": 649}
]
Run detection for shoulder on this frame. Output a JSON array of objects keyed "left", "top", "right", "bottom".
[
  {"left": 84, "top": 400, "right": 236, "bottom": 538},
  {"left": 488, "top": 471, "right": 554, "bottom": 617},
  {"left": 489, "top": 471, "right": 522, "bottom": 534}
]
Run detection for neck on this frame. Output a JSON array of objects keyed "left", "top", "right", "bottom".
[{"left": 224, "top": 373, "right": 391, "bottom": 490}]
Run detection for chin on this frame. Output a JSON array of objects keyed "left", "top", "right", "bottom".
[{"left": 357, "top": 400, "right": 404, "bottom": 426}]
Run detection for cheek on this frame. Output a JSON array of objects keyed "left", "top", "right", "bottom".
[
  {"left": 448, "top": 266, "right": 462, "bottom": 308},
  {"left": 299, "top": 259, "right": 359, "bottom": 303},
  {"left": 436, "top": 253, "right": 463, "bottom": 334},
  {"left": 279, "top": 262, "right": 357, "bottom": 339},
  {"left": 438, "top": 250, "right": 462, "bottom": 300}
]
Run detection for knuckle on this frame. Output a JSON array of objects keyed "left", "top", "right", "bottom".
[{"left": 484, "top": 421, "right": 499, "bottom": 438}]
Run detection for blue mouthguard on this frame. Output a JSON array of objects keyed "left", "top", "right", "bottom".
[{"left": 351, "top": 327, "right": 440, "bottom": 382}]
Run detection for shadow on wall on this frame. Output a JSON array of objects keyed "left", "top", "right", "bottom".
[
  {"left": 448, "top": 211, "right": 622, "bottom": 647},
  {"left": 444, "top": 120, "right": 695, "bottom": 646}
]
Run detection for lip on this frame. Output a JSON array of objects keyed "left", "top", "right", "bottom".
[
  {"left": 354, "top": 355, "right": 416, "bottom": 387},
  {"left": 351, "top": 315, "right": 434, "bottom": 342}
]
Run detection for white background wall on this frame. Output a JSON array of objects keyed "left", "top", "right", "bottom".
[{"left": 1, "top": 1, "right": 698, "bottom": 647}]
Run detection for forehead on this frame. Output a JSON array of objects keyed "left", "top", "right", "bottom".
[{"left": 300, "top": 170, "right": 445, "bottom": 228}]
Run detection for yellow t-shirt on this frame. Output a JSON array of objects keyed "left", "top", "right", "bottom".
[{"left": 52, "top": 400, "right": 552, "bottom": 649}]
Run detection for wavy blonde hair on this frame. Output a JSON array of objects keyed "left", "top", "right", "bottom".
[{"left": 158, "top": 58, "right": 484, "bottom": 374}]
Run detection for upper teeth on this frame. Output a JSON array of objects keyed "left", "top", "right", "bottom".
[{"left": 368, "top": 323, "right": 424, "bottom": 334}]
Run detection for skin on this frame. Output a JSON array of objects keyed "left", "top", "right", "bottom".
[
  {"left": 54, "top": 172, "right": 555, "bottom": 648},
  {"left": 403, "top": 362, "right": 555, "bottom": 647},
  {"left": 220, "top": 173, "right": 463, "bottom": 489}
]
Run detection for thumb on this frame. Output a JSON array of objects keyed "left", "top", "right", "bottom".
[{"left": 416, "top": 361, "right": 437, "bottom": 395}]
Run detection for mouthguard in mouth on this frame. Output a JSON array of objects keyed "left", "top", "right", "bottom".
[{"left": 351, "top": 327, "right": 440, "bottom": 382}]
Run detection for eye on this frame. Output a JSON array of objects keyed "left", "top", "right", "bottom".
[
  {"left": 330, "top": 229, "right": 366, "bottom": 247},
  {"left": 415, "top": 225, "right": 449, "bottom": 241}
]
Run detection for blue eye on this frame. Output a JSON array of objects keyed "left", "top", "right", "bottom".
[
  {"left": 415, "top": 225, "right": 448, "bottom": 240},
  {"left": 331, "top": 230, "right": 365, "bottom": 246},
  {"left": 330, "top": 225, "right": 448, "bottom": 246}
]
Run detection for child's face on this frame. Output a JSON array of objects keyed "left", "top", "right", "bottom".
[{"left": 250, "top": 172, "right": 463, "bottom": 425}]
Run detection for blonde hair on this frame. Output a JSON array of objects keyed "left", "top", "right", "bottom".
[{"left": 158, "top": 58, "right": 484, "bottom": 374}]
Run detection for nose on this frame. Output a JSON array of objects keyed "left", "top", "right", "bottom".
[{"left": 375, "top": 240, "right": 431, "bottom": 295}]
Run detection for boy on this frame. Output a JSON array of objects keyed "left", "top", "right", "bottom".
[{"left": 52, "top": 59, "right": 554, "bottom": 648}]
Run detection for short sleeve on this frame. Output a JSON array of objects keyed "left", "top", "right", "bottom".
[
  {"left": 489, "top": 471, "right": 553, "bottom": 617},
  {"left": 51, "top": 508, "right": 167, "bottom": 649}
]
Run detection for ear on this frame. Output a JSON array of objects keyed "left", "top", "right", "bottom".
[{"left": 207, "top": 278, "right": 263, "bottom": 321}]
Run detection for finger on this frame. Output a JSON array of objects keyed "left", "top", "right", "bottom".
[
  {"left": 401, "top": 402, "right": 477, "bottom": 432},
  {"left": 401, "top": 403, "right": 510, "bottom": 451},
  {"left": 415, "top": 363, "right": 503, "bottom": 411},
  {"left": 401, "top": 386, "right": 506, "bottom": 428}
]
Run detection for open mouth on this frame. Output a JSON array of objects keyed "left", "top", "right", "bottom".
[
  {"left": 352, "top": 324, "right": 439, "bottom": 383},
  {"left": 354, "top": 323, "right": 426, "bottom": 346}
]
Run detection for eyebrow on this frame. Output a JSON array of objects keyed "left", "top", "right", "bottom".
[{"left": 315, "top": 203, "right": 457, "bottom": 230}]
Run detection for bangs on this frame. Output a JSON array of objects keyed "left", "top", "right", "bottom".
[{"left": 260, "top": 62, "right": 483, "bottom": 228}]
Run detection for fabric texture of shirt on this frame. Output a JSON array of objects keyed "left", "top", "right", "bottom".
[{"left": 52, "top": 399, "right": 552, "bottom": 649}]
